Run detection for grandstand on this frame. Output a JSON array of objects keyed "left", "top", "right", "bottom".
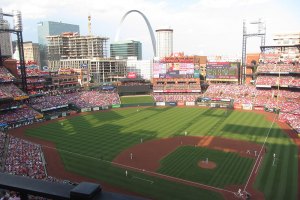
[
  {"left": 152, "top": 56, "right": 202, "bottom": 106},
  {"left": 0, "top": 51, "right": 300, "bottom": 199}
]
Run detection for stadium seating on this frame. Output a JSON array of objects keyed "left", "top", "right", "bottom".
[
  {"left": 0, "top": 67, "right": 16, "bottom": 82},
  {"left": 0, "top": 83, "right": 27, "bottom": 99},
  {"left": 4, "top": 136, "right": 46, "bottom": 179},
  {"left": 29, "top": 90, "right": 120, "bottom": 110},
  {"left": 257, "top": 64, "right": 299, "bottom": 73},
  {"left": 0, "top": 106, "right": 41, "bottom": 125}
]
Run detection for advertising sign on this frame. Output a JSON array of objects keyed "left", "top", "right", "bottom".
[
  {"left": 186, "top": 102, "right": 195, "bottom": 106},
  {"left": 127, "top": 72, "right": 137, "bottom": 79},
  {"left": 156, "top": 102, "right": 166, "bottom": 106},
  {"left": 112, "top": 104, "right": 121, "bottom": 108},
  {"left": 206, "top": 62, "right": 239, "bottom": 80},
  {"left": 93, "top": 107, "right": 100, "bottom": 111},
  {"left": 166, "top": 102, "right": 177, "bottom": 106},
  {"left": 177, "top": 102, "right": 185, "bottom": 106}
]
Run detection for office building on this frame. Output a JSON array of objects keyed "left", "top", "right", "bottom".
[
  {"left": 37, "top": 21, "right": 80, "bottom": 67},
  {"left": 110, "top": 40, "right": 142, "bottom": 60},
  {"left": 156, "top": 29, "right": 173, "bottom": 58}
]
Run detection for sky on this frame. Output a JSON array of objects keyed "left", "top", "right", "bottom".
[{"left": 1, "top": 0, "right": 300, "bottom": 59}]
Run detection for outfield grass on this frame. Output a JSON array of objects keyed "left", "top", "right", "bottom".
[
  {"left": 120, "top": 95, "right": 154, "bottom": 104},
  {"left": 25, "top": 107, "right": 298, "bottom": 200}
]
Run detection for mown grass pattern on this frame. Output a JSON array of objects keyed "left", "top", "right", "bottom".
[
  {"left": 158, "top": 146, "right": 254, "bottom": 188},
  {"left": 26, "top": 107, "right": 298, "bottom": 200}
]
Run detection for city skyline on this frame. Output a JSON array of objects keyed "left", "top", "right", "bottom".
[{"left": 2, "top": 0, "right": 300, "bottom": 59}]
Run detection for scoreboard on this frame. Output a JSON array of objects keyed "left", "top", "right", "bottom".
[{"left": 206, "top": 62, "right": 239, "bottom": 81}]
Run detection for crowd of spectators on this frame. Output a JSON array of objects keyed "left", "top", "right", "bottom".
[
  {"left": 30, "top": 95, "right": 69, "bottom": 111},
  {"left": 290, "top": 77, "right": 300, "bottom": 87},
  {"left": 18, "top": 68, "right": 49, "bottom": 77},
  {"left": 0, "top": 131, "right": 75, "bottom": 200},
  {"left": 0, "top": 106, "right": 41, "bottom": 125},
  {"left": 201, "top": 83, "right": 300, "bottom": 133},
  {"left": 256, "top": 76, "right": 299, "bottom": 86},
  {"left": 0, "top": 132, "right": 5, "bottom": 163},
  {"left": 0, "top": 84, "right": 27, "bottom": 99},
  {"left": 0, "top": 190, "right": 21, "bottom": 200},
  {"left": 0, "top": 67, "right": 16, "bottom": 83},
  {"left": 4, "top": 136, "right": 46, "bottom": 179},
  {"left": 0, "top": 102, "right": 23, "bottom": 111},
  {"left": 69, "top": 91, "right": 120, "bottom": 108},
  {"left": 257, "top": 64, "right": 300, "bottom": 73},
  {"left": 29, "top": 90, "right": 120, "bottom": 111},
  {"left": 26, "top": 78, "right": 46, "bottom": 83},
  {"left": 203, "top": 84, "right": 256, "bottom": 104},
  {"left": 279, "top": 113, "right": 300, "bottom": 133}
]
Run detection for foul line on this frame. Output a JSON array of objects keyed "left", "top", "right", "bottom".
[
  {"left": 39, "top": 144, "right": 235, "bottom": 195},
  {"left": 132, "top": 176, "right": 154, "bottom": 184},
  {"left": 255, "top": 156, "right": 263, "bottom": 174},
  {"left": 243, "top": 114, "right": 277, "bottom": 192}
]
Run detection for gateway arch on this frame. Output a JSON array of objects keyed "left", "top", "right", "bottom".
[{"left": 115, "top": 10, "right": 156, "bottom": 56}]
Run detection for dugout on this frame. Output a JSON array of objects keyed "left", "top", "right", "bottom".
[{"left": 0, "top": 172, "right": 144, "bottom": 200}]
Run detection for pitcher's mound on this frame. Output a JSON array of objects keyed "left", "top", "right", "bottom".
[{"left": 198, "top": 160, "right": 217, "bottom": 169}]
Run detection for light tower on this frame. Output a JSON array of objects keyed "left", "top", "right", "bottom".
[
  {"left": 0, "top": 8, "right": 27, "bottom": 92},
  {"left": 241, "top": 19, "right": 266, "bottom": 84}
]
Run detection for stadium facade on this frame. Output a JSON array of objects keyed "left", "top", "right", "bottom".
[{"left": 273, "top": 32, "right": 300, "bottom": 62}]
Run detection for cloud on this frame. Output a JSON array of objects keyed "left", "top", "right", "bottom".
[
  {"left": 197, "top": 0, "right": 271, "bottom": 8},
  {"left": 2, "top": 0, "right": 299, "bottom": 59}
]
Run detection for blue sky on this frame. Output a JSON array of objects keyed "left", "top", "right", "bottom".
[{"left": 2, "top": 0, "right": 300, "bottom": 59}]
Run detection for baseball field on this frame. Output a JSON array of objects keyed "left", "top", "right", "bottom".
[{"left": 21, "top": 100, "right": 298, "bottom": 200}]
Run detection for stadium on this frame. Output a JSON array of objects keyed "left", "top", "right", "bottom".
[
  {"left": 0, "top": 54, "right": 300, "bottom": 200},
  {"left": 0, "top": 7, "right": 299, "bottom": 200}
]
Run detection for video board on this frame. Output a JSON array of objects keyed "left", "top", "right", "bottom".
[
  {"left": 153, "top": 62, "right": 195, "bottom": 78},
  {"left": 206, "top": 62, "right": 239, "bottom": 80}
]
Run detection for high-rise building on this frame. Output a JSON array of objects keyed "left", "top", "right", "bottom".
[
  {"left": 46, "top": 32, "right": 108, "bottom": 70},
  {"left": 37, "top": 21, "right": 80, "bottom": 67},
  {"left": 156, "top": 29, "right": 173, "bottom": 58},
  {"left": 110, "top": 40, "right": 142, "bottom": 60},
  {"left": 23, "top": 42, "right": 40, "bottom": 66},
  {"left": 0, "top": 18, "right": 13, "bottom": 57}
]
